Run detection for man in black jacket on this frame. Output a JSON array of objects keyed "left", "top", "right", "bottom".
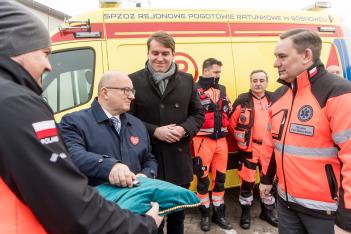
[
  {"left": 129, "top": 31, "right": 204, "bottom": 234},
  {"left": 0, "top": 1, "right": 161, "bottom": 233}
]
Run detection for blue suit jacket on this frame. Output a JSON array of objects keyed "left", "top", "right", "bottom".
[{"left": 60, "top": 98, "right": 157, "bottom": 186}]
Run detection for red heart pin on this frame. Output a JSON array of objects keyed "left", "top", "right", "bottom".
[{"left": 130, "top": 136, "right": 139, "bottom": 145}]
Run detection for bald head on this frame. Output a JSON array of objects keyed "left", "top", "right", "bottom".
[
  {"left": 98, "top": 71, "right": 130, "bottom": 96},
  {"left": 98, "top": 71, "right": 135, "bottom": 116},
  {"left": 327, "top": 65, "right": 342, "bottom": 77}
]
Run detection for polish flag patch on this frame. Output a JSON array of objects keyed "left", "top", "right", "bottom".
[
  {"left": 309, "top": 66, "right": 317, "bottom": 78},
  {"left": 32, "top": 120, "right": 58, "bottom": 139},
  {"left": 130, "top": 136, "right": 139, "bottom": 145}
]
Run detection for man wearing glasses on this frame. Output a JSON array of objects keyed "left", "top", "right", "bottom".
[{"left": 60, "top": 71, "right": 158, "bottom": 188}]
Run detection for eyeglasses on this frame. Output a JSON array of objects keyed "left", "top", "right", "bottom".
[{"left": 105, "top": 87, "right": 136, "bottom": 96}]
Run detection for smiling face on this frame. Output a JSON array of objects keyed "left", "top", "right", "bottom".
[
  {"left": 99, "top": 72, "right": 135, "bottom": 116},
  {"left": 147, "top": 39, "right": 175, "bottom": 73},
  {"left": 274, "top": 38, "right": 307, "bottom": 83}
]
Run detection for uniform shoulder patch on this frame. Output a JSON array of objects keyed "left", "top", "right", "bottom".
[{"left": 32, "top": 120, "right": 59, "bottom": 144}]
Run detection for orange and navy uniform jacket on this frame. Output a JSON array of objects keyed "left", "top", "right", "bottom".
[
  {"left": 196, "top": 80, "right": 231, "bottom": 139},
  {"left": 228, "top": 90, "right": 272, "bottom": 155},
  {"left": 261, "top": 61, "right": 351, "bottom": 231}
]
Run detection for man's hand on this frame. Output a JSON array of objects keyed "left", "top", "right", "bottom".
[
  {"left": 170, "top": 126, "right": 187, "bottom": 138},
  {"left": 259, "top": 183, "right": 273, "bottom": 199},
  {"left": 335, "top": 225, "right": 350, "bottom": 234},
  {"left": 154, "top": 124, "right": 180, "bottom": 143},
  {"left": 146, "top": 202, "right": 164, "bottom": 227},
  {"left": 108, "top": 163, "right": 136, "bottom": 187}
]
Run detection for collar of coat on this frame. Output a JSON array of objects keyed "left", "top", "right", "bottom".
[
  {"left": 277, "top": 60, "right": 326, "bottom": 94},
  {"left": 91, "top": 97, "right": 132, "bottom": 127},
  {"left": 0, "top": 54, "right": 42, "bottom": 95},
  {"left": 198, "top": 76, "right": 220, "bottom": 90},
  {"left": 144, "top": 63, "right": 182, "bottom": 98}
]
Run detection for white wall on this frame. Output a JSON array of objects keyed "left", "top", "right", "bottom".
[
  {"left": 25, "top": 7, "right": 65, "bottom": 32},
  {"left": 16, "top": 0, "right": 69, "bottom": 32}
]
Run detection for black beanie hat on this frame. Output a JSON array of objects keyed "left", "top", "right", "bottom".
[{"left": 0, "top": 0, "right": 51, "bottom": 57}]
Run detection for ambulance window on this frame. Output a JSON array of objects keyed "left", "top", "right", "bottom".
[{"left": 42, "top": 49, "right": 94, "bottom": 113}]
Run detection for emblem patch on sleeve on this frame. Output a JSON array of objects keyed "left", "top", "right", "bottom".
[{"left": 32, "top": 120, "right": 59, "bottom": 144}]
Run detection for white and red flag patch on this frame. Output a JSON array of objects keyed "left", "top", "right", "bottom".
[
  {"left": 130, "top": 136, "right": 139, "bottom": 145},
  {"left": 309, "top": 66, "right": 317, "bottom": 78},
  {"left": 32, "top": 120, "right": 58, "bottom": 139}
]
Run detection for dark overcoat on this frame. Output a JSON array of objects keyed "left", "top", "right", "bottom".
[{"left": 129, "top": 68, "right": 204, "bottom": 185}]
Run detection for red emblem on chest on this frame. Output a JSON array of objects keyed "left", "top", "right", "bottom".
[{"left": 130, "top": 136, "right": 139, "bottom": 145}]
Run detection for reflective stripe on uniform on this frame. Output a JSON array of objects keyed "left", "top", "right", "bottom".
[
  {"left": 277, "top": 185, "right": 337, "bottom": 211},
  {"left": 200, "top": 196, "right": 210, "bottom": 204},
  {"left": 267, "top": 123, "right": 272, "bottom": 131},
  {"left": 274, "top": 142, "right": 338, "bottom": 158},
  {"left": 212, "top": 195, "right": 224, "bottom": 206},
  {"left": 199, "top": 127, "right": 228, "bottom": 133},
  {"left": 332, "top": 129, "right": 351, "bottom": 144},
  {"left": 261, "top": 194, "right": 275, "bottom": 205},
  {"left": 239, "top": 195, "right": 253, "bottom": 206},
  {"left": 234, "top": 132, "right": 245, "bottom": 139},
  {"left": 198, "top": 194, "right": 210, "bottom": 207}
]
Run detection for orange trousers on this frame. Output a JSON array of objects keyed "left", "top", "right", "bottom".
[{"left": 192, "top": 136, "right": 228, "bottom": 207}]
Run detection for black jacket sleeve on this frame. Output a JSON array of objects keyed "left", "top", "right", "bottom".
[
  {"left": 0, "top": 94, "right": 157, "bottom": 234},
  {"left": 179, "top": 79, "right": 205, "bottom": 138},
  {"left": 129, "top": 100, "right": 159, "bottom": 137}
]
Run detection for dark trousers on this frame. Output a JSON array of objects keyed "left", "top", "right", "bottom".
[
  {"left": 157, "top": 183, "right": 190, "bottom": 234},
  {"left": 278, "top": 198, "right": 335, "bottom": 234},
  {"left": 158, "top": 209, "right": 185, "bottom": 234}
]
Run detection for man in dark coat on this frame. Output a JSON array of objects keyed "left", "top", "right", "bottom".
[
  {"left": 0, "top": 1, "right": 161, "bottom": 233},
  {"left": 129, "top": 31, "right": 204, "bottom": 234},
  {"left": 60, "top": 71, "right": 157, "bottom": 187}
]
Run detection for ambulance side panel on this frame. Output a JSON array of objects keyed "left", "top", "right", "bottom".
[{"left": 46, "top": 9, "right": 351, "bottom": 189}]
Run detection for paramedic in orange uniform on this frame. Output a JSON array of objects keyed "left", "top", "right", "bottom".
[
  {"left": 193, "top": 58, "right": 233, "bottom": 232},
  {"left": 260, "top": 28, "right": 351, "bottom": 234},
  {"left": 229, "top": 70, "right": 278, "bottom": 230}
]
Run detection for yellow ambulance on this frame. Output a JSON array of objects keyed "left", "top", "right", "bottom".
[{"left": 43, "top": 3, "right": 351, "bottom": 188}]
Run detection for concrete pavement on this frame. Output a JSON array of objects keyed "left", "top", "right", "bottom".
[{"left": 183, "top": 187, "right": 278, "bottom": 234}]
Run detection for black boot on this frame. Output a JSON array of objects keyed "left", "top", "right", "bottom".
[
  {"left": 259, "top": 202, "right": 278, "bottom": 227},
  {"left": 198, "top": 205, "right": 211, "bottom": 232},
  {"left": 240, "top": 204, "right": 251, "bottom": 229},
  {"left": 212, "top": 204, "right": 233, "bottom": 230}
]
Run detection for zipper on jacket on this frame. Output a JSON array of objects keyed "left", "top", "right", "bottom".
[
  {"left": 325, "top": 164, "right": 338, "bottom": 201},
  {"left": 281, "top": 90, "right": 296, "bottom": 208}
]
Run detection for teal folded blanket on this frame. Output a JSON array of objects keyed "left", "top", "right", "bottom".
[{"left": 96, "top": 177, "right": 200, "bottom": 216}]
